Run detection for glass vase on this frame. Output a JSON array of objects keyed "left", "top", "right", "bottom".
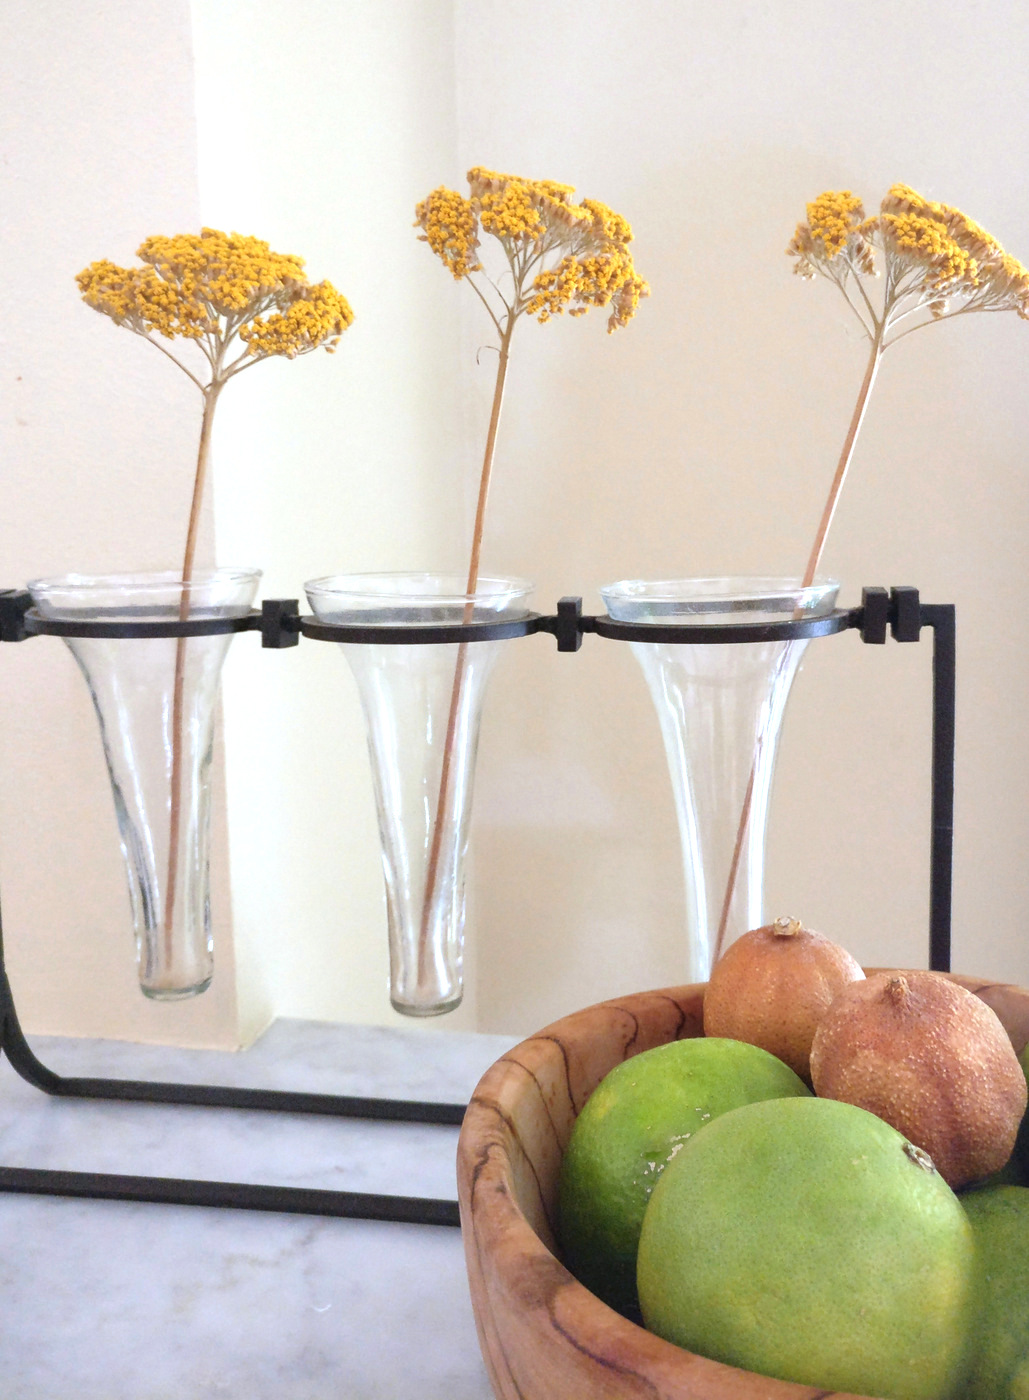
[
  {"left": 305, "top": 573, "right": 533, "bottom": 1017},
  {"left": 27, "top": 568, "right": 261, "bottom": 1000},
  {"left": 600, "top": 577, "right": 839, "bottom": 982}
]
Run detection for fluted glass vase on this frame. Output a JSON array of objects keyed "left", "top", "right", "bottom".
[
  {"left": 28, "top": 568, "right": 261, "bottom": 999},
  {"left": 600, "top": 577, "right": 839, "bottom": 981},
  {"left": 306, "top": 573, "right": 533, "bottom": 1017}
]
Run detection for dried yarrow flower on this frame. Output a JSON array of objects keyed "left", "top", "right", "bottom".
[
  {"left": 785, "top": 181, "right": 1028, "bottom": 586},
  {"left": 77, "top": 228, "right": 353, "bottom": 383},
  {"left": 717, "top": 185, "right": 1029, "bottom": 969},
  {"left": 416, "top": 167, "right": 648, "bottom": 334},
  {"left": 788, "top": 184, "right": 1029, "bottom": 338},
  {"left": 76, "top": 228, "right": 353, "bottom": 964},
  {"left": 412, "top": 169, "right": 648, "bottom": 970}
]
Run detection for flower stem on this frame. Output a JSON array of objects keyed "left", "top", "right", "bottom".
[
  {"left": 416, "top": 318, "right": 515, "bottom": 996},
  {"left": 800, "top": 329, "right": 885, "bottom": 589},
  {"left": 466, "top": 320, "right": 516, "bottom": 597},
  {"left": 163, "top": 383, "right": 221, "bottom": 976},
  {"left": 711, "top": 329, "right": 885, "bottom": 965}
]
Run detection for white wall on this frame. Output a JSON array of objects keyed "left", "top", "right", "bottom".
[{"left": 3, "top": 0, "right": 1028, "bottom": 1047}]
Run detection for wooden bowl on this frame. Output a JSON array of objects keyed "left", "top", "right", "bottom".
[{"left": 457, "top": 975, "right": 1029, "bottom": 1400}]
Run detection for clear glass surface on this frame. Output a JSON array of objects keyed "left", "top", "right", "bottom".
[
  {"left": 601, "top": 576, "right": 839, "bottom": 981},
  {"left": 306, "top": 573, "right": 533, "bottom": 1017},
  {"left": 28, "top": 569, "right": 261, "bottom": 999}
]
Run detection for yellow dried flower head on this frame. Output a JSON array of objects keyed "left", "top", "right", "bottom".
[
  {"left": 525, "top": 243, "right": 648, "bottom": 329},
  {"left": 416, "top": 167, "right": 648, "bottom": 333},
  {"left": 788, "top": 191, "right": 875, "bottom": 279},
  {"left": 879, "top": 183, "right": 933, "bottom": 219},
  {"left": 581, "top": 198, "right": 634, "bottom": 246},
  {"left": 76, "top": 229, "right": 354, "bottom": 617},
  {"left": 477, "top": 180, "right": 547, "bottom": 242},
  {"left": 789, "top": 184, "right": 1029, "bottom": 341},
  {"left": 76, "top": 260, "right": 213, "bottom": 340},
  {"left": 872, "top": 185, "right": 1029, "bottom": 317},
  {"left": 77, "top": 228, "right": 353, "bottom": 385},
  {"left": 414, "top": 187, "right": 481, "bottom": 280},
  {"left": 809, "top": 191, "right": 865, "bottom": 255},
  {"left": 239, "top": 283, "right": 354, "bottom": 358},
  {"left": 877, "top": 210, "right": 978, "bottom": 296}
]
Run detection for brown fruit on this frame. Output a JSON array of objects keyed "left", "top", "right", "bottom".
[
  {"left": 703, "top": 916, "right": 864, "bottom": 1080},
  {"left": 810, "top": 970, "right": 1028, "bottom": 1189}
]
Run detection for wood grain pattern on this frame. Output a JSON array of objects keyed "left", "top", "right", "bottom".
[{"left": 457, "top": 975, "right": 1029, "bottom": 1400}]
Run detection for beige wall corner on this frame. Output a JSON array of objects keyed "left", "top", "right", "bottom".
[{"left": 191, "top": 0, "right": 471, "bottom": 1030}]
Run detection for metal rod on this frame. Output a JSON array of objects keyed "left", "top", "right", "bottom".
[
  {"left": 4, "top": 596, "right": 862, "bottom": 650},
  {"left": 922, "top": 603, "right": 956, "bottom": 973},
  {"left": 0, "top": 1166, "right": 461, "bottom": 1226},
  {"left": 29, "top": 1074, "right": 466, "bottom": 1124}
]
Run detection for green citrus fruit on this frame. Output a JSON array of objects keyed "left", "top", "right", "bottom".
[
  {"left": 637, "top": 1096, "right": 973, "bottom": 1399},
  {"left": 962, "top": 1184, "right": 1029, "bottom": 1398},
  {"left": 558, "top": 1036, "right": 809, "bottom": 1317}
]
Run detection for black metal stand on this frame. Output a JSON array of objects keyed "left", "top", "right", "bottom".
[{"left": 0, "top": 584, "right": 955, "bottom": 1225}]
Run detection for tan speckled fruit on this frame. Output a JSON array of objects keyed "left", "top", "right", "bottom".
[
  {"left": 703, "top": 917, "right": 864, "bottom": 1080},
  {"left": 810, "top": 971, "right": 1028, "bottom": 1189}
]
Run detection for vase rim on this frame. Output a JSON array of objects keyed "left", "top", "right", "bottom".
[
  {"left": 304, "top": 572, "right": 534, "bottom": 605},
  {"left": 28, "top": 567, "right": 263, "bottom": 595},
  {"left": 599, "top": 576, "right": 838, "bottom": 604}
]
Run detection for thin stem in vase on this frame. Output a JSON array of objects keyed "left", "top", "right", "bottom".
[
  {"left": 416, "top": 321, "right": 514, "bottom": 991},
  {"left": 711, "top": 330, "right": 884, "bottom": 964},
  {"left": 162, "top": 383, "right": 221, "bottom": 970}
]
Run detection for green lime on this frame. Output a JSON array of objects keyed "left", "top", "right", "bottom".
[
  {"left": 637, "top": 1096, "right": 973, "bottom": 1399},
  {"left": 557, "top": 1036, "right": 809, "bottom": 1317},
  {"left": 962, "top": 1184, "right": 1029, "bottom": 1398}
]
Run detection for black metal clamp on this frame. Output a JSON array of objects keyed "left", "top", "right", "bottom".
[{"left": 0, "top": 583, "right": 955, "bottom": 1225}]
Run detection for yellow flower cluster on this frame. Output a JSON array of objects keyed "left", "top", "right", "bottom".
[
  {"left": 477, "top": 180, "right": 548, "bottom": 243},
  {"left": 239, "top": 283, "right": 354, "bottom": 358},
  {"left": 413, "top": 187, "right": 482, "bottom": 280},
  {"left": 877, "top": 211, "right": 976, "bottom": 296},
  {"left": 806, "top": 191, "right": 865, "bottom": 255},
  {"left": 787, "top": 191, "right": 875, "bottom": 277},
  {"left": 469, "top": 167, "right": 588, "bottom": 242},
  {"left": 526, "top": 242, "right": 647, "bottom": 329},
  {"left": 788, "top": 185, "right": 1029, "bottom": 322},
  {"left": 415, "top": 167, "right": 648, "bottom": 332},
  {"left": 76, "top": 260, "right": 212, "bottom": 340},
  {"left": 874, "top": 184, "right": 1029, "bottom": 316},
  {"left": 77, "top": 229, "right": 353, "bottom": 369}
]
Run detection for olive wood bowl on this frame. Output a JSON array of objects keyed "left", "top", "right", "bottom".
[{"left": 457, "top": 974, "right": 1029, "bottom": 1400}]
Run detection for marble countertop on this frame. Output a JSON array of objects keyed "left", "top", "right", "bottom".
[{"left": 0, "top": 1018, "right": 518, "bottom": 1399}]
